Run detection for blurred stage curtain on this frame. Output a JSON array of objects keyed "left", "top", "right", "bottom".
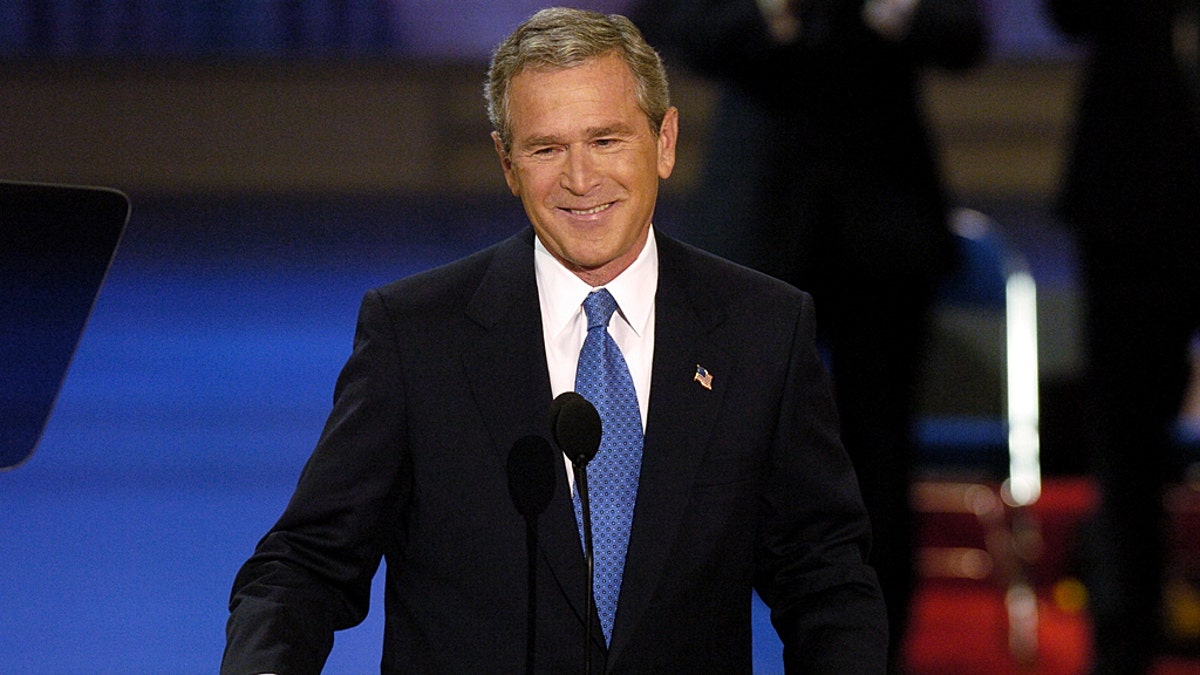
[{"left": 0, "top": 1, "right": 400, "bottom": 57}]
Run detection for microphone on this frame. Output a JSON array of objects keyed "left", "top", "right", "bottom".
[
  {"left": 549, "top": 391, "right": 601, "bottom": 467},
  {"left": 506, "top": 434, "right": 557, "bottom": 520},
  {"left": 548, "top": 391, "right": 601, "bottom": 675}
]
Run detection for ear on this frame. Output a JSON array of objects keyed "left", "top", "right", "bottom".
[
  {"left": 493, "top": 131, "right": 520, "bottom": 196},
  {"left": 656, "top": 107, "right": 679, "bottom": 180}
]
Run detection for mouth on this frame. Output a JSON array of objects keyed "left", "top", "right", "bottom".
[{"left": 561, "top": 202, "right": 614, "bottom": 216}]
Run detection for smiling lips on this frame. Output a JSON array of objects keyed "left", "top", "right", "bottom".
[{"left": 563, "top": 202, "right": 614, "bottom": 216}]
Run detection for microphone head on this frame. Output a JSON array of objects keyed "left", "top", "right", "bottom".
[
  {"left": 549, "top": 392, "right": 601, "bottom": 466},
  {"left": 506, "top": 434, "right": 556, "bottom": 519}
]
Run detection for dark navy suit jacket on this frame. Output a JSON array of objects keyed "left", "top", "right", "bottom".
[{"left": 222, "top": 228, "right": 887, "bottom": 674}]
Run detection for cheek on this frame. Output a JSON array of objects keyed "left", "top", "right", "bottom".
[
  {"left": 503, "top": 167, "right": 522, "bottom": 196},
  {"left": 511, "top": 165, "right": 557, "bottom": 202}
]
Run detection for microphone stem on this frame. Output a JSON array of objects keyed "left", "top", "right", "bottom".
[{"left": 574, "top": 460, "right": 594, "bottom": 675}]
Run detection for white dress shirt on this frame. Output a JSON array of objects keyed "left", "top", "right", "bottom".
[{"left": 535, "top": 227, "right": 658, "bottom": 433}]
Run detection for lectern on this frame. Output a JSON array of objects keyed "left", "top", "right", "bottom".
[{"left": 1, "top": 181, "right": 129, "bottom": 469}]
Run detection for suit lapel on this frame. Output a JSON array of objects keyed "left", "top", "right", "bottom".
[
  {"left": 458, "top": 229, "right": 591, "bottom": 629},
  {"left": 460, "top": 230, "right": 550, "bottom": 455},
  {"left": 608, "top": 235, "right": 734, "bottom": 662}
]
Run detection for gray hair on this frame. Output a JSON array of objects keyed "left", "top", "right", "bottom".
[{"left": 485, "top": 7, "right": 672, "bottom": 154}]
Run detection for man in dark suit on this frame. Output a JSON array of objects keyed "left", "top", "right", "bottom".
[
  {"left": 1044, "top": 1, "right": 1200, "bottom": 673},
  {"left": 630, "top": 0, "right": 986, "bottom": 664},
  {"left": 222, "top": 8, "right": 887, "bottom": 673}
]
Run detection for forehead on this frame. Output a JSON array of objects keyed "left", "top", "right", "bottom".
[{"left": 507, "top": 53, "right": 645, "bottom": 136}]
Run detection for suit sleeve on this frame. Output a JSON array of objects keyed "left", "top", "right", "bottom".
[
  {"left": 754, "top": 292, "right": 889, "bottom": 673},
  {"left": 221, "top": 289, "right": 410, "bottom": 675}
]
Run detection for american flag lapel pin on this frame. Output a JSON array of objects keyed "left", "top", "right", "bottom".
[{"left": 693, "top": 364, "right": 713, "bottom": 390}]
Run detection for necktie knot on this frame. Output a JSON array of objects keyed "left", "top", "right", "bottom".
[{"left": 583, "top": 289, "right": 618, "bottom": 331}]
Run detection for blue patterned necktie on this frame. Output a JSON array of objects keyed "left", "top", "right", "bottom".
[{"left": 573, "top": 288, "right": 644, "bottom": 645}]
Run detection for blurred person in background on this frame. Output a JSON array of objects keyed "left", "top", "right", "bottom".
[
  {"left": 1043, "top": 1, "right": 1200, "bottom": 673},
  {"left": 632, "top": 0, "right": 987, "bottom": 668}
]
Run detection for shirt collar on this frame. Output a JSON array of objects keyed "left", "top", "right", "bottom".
[{"left": 535, "top": 227, "right": 659, "bottom": 339}]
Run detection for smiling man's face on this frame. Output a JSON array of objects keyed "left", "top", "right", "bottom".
[{"left": 494, "top": 51, "right": 678, "bottom": 287}]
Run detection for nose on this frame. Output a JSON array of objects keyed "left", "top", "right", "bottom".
[{"left": 560, "top": 146, "right": 600, "bottom": 195}]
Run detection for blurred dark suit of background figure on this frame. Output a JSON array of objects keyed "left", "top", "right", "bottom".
[
  {"left": 632, "top": 0, "right": 986, "bottom": 666},
  {"left": 1043, "top": 1, "right": 1200, "bottom": 673}
]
